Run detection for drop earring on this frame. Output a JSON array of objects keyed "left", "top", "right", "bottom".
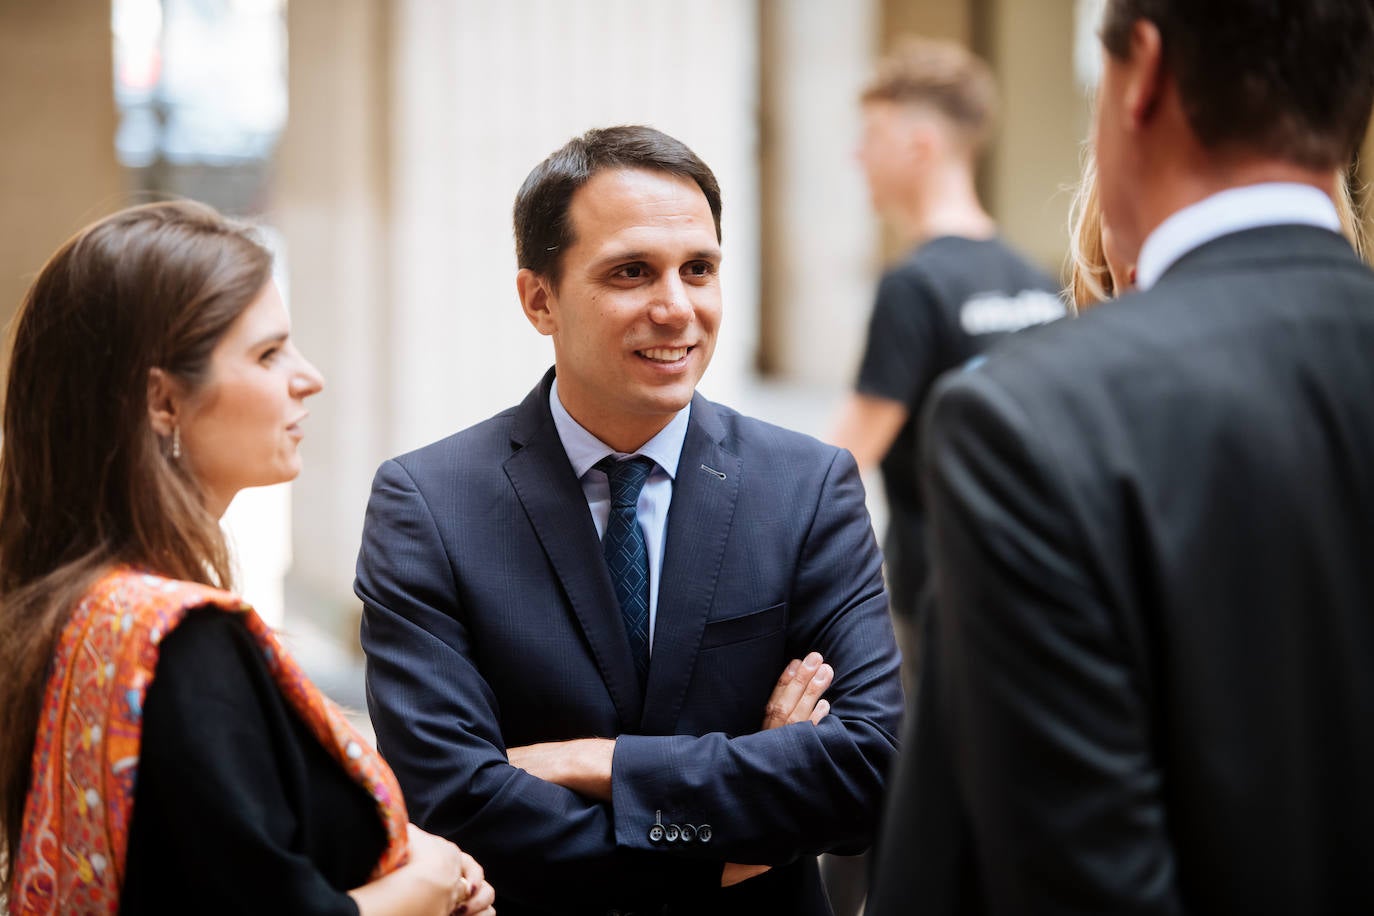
[{"left": 171, "top": 426, "right": 182, "bottom": 459}]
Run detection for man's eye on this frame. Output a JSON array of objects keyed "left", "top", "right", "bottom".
[
  {"left": 618, "top": 264, "right": 645, "bottom": 279},
  {"left": 685, "top": 262, "right": 714, "bottom": 278}
]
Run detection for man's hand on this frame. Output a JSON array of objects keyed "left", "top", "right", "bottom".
[
  {"left": 507, "top": 737, "right": 615, "bottom": 801},
  {"left": 761, "top": 651, "right": 833, "bottom": 730}
]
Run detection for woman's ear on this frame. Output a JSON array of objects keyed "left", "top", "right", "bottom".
[{"left": 147, "top": 367, "right": 180, "bottom": 437}]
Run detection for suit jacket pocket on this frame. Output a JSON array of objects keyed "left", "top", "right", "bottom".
[{"left": 699, "top": 602, "right": 786, "bottom": 650}]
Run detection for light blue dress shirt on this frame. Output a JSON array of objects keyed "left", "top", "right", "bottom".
[{"left": 549, "top": 378, "right": 690, "bottom": 654}]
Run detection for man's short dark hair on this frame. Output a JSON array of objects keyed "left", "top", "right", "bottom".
[
  {"left": 513, "top": 125, "right": 723, "bottom": 283},
  {"left": 1100, "top": 0, "right": 1374, "bottom": 171}
]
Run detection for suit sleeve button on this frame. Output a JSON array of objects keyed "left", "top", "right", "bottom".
[
  {"left": 663, "top": 823, "right": 681, "bottom": 842},
  {"left": 697, "top": 824, "right": 712, "bottom": 843},
  {"left": 679, "top": 824, "right": 696, "bottom": 842},
  {"left": 648, "top": 824, "right": 665, "bottom": 843}
]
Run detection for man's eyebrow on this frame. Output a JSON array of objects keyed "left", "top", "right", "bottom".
[
  {"left": 591, "top": 248, "right": 723, "bottom": 269},
  {"left": 592, "top": 249, "right": 650, "bottom": 268}
]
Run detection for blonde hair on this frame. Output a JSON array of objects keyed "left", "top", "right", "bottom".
[
  {"left": 861, "top": 36, "right": 1000, "bottom": 155},
  {"left": 1066, "top": 151, "right": 1113, "bottom": 311},
  {"left": 1335, "top": 169, "right": 1369, "bottom": 262}
]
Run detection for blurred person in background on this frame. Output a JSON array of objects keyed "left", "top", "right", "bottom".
[
  {"left": 356, "top": 125, "right": 903, "bottom": 916},
  {"left": 827, "top": 42, "right": 1068, "bottom": 910},
  {"left": 869, "top": 1, "right": 1374, "bottom": 913},
  {"left": 0, "top": 201, "right": 493, "bottom": 916},
  {"left": 832, "top": 36, "right": 1065, "bottom": 694}
]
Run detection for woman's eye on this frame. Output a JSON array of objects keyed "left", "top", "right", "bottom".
[{"left": 259, "top": 347, "right": 280, "bottom": 365}]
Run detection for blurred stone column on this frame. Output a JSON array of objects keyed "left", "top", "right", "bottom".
[
  {"left": 275, "top": 0, "right": 395, "bottom": 630},
  {"left": 0, "top": 0, "right": 123, "bottom": 360},
  {"left": 758, "top": 0, "right": 879, "bottom": 384}
]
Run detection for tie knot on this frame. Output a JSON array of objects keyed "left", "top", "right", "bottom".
[{"left": 596, "top": 455, "right": 655, "bottom": 508}]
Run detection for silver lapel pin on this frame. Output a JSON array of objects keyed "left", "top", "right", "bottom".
[{"left": 699, "top": 464, "right": 727, "bottom": 480}]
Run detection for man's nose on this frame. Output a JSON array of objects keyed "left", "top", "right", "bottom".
[{"left": 648, "top": 273, "right": 693, "bottom": 326}]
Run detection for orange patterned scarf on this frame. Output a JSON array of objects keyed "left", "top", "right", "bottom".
[{"left": 10, "top": 567, "right": 410, "bottom": 914}]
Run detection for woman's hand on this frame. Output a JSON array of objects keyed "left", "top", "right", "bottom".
[
  {"left": 404, "top": 824, "right": 469, "bottom": 914},
  {"left": 349, "top": 823, "right": 495, "bottom": 916},
  {"left": 455, "top": 846, "right": 495, "bottom": 916}
]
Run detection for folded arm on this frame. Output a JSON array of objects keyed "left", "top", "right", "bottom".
[
  {"left": 606, "top": 450, "right": 903, "bottom": 864},
  {"left": 357, "top": 459, "right": 720, "bottom": 912}
]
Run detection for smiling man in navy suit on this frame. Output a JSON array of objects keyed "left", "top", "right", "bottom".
[{"left": 356, "top": 125, "right": 903, "bottom": 916}]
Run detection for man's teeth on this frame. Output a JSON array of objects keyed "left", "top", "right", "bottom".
[{"left": 641, "top": 347, "right": 688, "bottom": 362}]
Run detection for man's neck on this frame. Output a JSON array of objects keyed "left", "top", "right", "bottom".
[{"left": 888, "top": 162, "right": 996, "bottom": 247}]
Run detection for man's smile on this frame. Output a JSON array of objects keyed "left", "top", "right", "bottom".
[{"left": 637, "top": 346, "right": 692, "bottom": 363}]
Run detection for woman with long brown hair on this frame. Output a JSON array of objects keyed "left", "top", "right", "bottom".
[{"left": 0, "top": 201, "right": 494, "bottom": 916}]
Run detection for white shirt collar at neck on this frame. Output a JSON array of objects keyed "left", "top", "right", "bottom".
[
  {"left": 549, "top": 377, "right": 691, "bottom": 480},
  {"left": 1135, "top": 183, "right": 1341, "bottom": 291}
]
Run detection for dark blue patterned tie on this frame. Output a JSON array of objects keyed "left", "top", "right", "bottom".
[{"left": 596, "top": 455, "right": 654, "bottom": 689}]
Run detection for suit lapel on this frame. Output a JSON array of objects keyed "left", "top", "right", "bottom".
[
  {"left": 503, "top": 372, "right": 644, "bottom": 731},
  {"left": 641, "top": 394, "right": 741, "bottom": 734}
]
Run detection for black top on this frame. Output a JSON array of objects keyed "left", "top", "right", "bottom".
[
  {"left": 120, "top": 609, "right": 386, "bottom": 915},
  {"left": 869, "top": 225, "right": 1374, "bottom": 915},
  {"left": 855, "top": 235, "right": 1062, "bottom": 615}
]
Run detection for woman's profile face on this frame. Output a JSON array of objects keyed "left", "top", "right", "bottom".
[{"left": 177, "top": 281, "right": 324, "bottom": 515}]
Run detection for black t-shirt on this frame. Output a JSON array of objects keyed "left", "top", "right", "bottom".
[
  {"left": 119, "top": 609, "right": 387, "bottom": 915},
  {"left": 856, "top": 235, "right": 1063, "bottom": 616}
]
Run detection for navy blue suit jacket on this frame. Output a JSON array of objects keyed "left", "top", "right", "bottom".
[{"left": 357, "top": 370, "right": 903, "bottom": 916}]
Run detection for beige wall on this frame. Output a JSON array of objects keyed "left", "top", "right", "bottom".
[
  {"left": 0, "top": 1, "right": 123, "bottom": 345},
  {"left": 985, "top": 0, "right": 1087, "bottom": 281},
  {"left": 882, "top": 0, "right": 972, "bottom": 48}
]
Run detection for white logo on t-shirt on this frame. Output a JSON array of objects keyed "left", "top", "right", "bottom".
[{"left": 959, "top": 290, "right": 1066, "bottom": 335}]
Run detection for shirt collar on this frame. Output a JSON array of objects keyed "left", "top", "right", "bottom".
[
  {"left": 1135, "top": 182, "right": 1341, "bottom": 291},
  {"left": 549, "top": 377, "right": 691, "bottom": 480}
]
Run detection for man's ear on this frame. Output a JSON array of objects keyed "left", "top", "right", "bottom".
[
  {"left": 146, "top": 367, "right": 180, "bottom": 437},
  {"left": 517, "top": 268, "right": 558, "bottom": 337},
  {"left": 1123, "top": 19, "right": 1166, "bottom": 131},
  {"left": 900, "top": 110, "right": 938, "bottom": 166}
]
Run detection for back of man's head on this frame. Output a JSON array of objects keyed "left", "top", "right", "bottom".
[
  {"left": 1100, "top": 0, "right": 1374, "bottom": 171},
  {"left": 513, "top": 125, "right": 722, "bottom": 285},
  {"left": 860, "top": 36, "right": 1000, "bottom": 157}
]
